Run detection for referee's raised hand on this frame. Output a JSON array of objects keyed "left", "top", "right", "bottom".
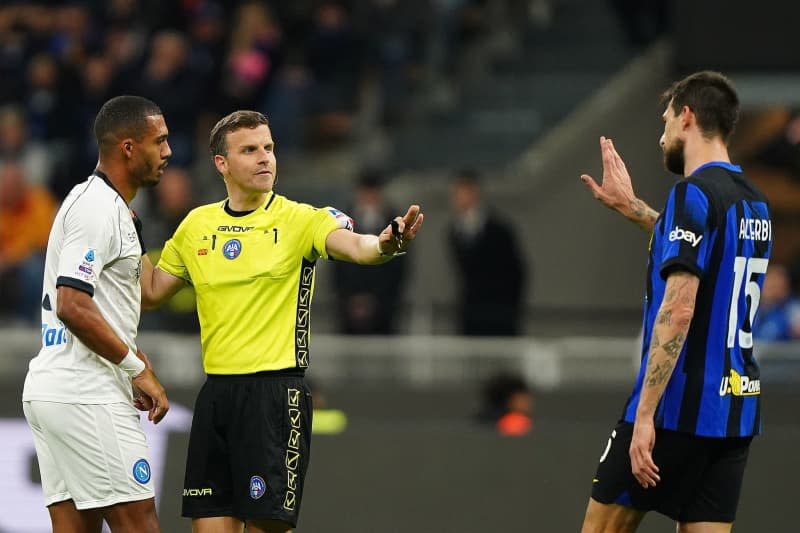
[{"left": 378, "top": 204, "right": 424, "bottom": 256}]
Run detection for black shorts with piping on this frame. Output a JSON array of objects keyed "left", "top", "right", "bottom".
[{"left": 182, "top": 369, "right": 312, "bottom": 526}]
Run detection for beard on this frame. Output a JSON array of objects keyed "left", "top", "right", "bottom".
[
  {"left": 662, "top": 137, "right": 685, "bottom": 175},
  {"left": 133, "top": 158, "right": 165, "bottom": 188}
]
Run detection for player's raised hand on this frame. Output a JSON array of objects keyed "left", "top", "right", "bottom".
[
  {"left": 132, "top": 367, "right": 169, "bottom": 424},
  {"left": 378, "top": 204, "right": 424, "bottom": 255},
  {"left": 580, "top": 136, "right": 637, "bottom": 215}
]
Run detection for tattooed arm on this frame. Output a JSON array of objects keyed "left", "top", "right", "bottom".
[
  {"left": 630, "top": 270, "right": 700, "bottom": 488},
  {"left": 580, "top": 136, "right": 660, "bottom": 233}
]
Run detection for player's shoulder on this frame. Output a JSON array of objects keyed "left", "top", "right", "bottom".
[
  {"left": 62, "top": 176, "right": 123, "bottom": 220},
  {"left": 671, "top": 177, "right": 710, "bottom": 202},
  {"left": 687, "top": 164, "right": 766, "bottom": 207}
]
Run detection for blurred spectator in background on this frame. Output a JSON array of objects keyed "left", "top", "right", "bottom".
[
  {"left": 0, "top": 105, "right": 53, "bottom": 189},
  {"left": 220, "top": 1, "right": 284, "bottom": 112},
  {"left": 753, "top": 263, "right": 800, "bottom": 342},
  {"left": 609, "top": 0, "right": 669, "bottom": 47},
  {"left": 750, "top": 109, "right": 800, "bottom": 178},
  {"left": 361, "top": 0, "right": 431, "bottom": 126},
  {"left": 476, "top": 372, "right": 534, "bottom": 436},
  {"left": 332, "top": 170, "right": 407, "bottom": 334},
  {"left": 0, "top": 161, "right": 57, "bottom": 322},
  {"left": 260, "top": 57, "right": 312, "bottom": 155},
  {"left": 306, "top": 1, "right": 365, "bottom": 146},
  {"left": 131, "top": 30, "right": 202, "bottom": 166},
  {"left": 448, "top": 169, "right": 526, "bottom": 336}
]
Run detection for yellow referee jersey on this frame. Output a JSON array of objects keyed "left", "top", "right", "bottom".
[{"left": 158, "top": 192, "right": 344, "bottom": 374}]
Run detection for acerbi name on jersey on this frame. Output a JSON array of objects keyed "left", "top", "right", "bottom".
[
  {"left": 739, "top": 217, "right": 772, "bottom": 242},
  {"left": 719, "top": 368, "right": 760, "bottom": 397}
]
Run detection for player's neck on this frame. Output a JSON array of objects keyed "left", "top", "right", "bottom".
[
  {"left": 95, "top": 162, "right": 137, "bottom": 204},
  {"left": 227, "top": 188, "right": 269, "bottom": 212},
  {"left": 683, "top": 138, "right": 731, "bottom": 177}
]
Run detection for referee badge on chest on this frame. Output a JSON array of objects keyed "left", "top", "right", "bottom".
[{"left": 222, "top": 239, "right": 242, "bottom": 260}]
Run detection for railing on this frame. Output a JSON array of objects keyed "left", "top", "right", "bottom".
[{"left": 3, "top": 327, "right": 798, "bottom": 389}]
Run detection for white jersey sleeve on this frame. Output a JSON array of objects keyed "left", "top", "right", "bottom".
[{"left": 56, "top": 194, "right": 120, "bottom": 295}]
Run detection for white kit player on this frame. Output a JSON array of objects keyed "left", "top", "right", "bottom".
[{"left": 22, "top": 96, "right": 170, "bottom": 533}]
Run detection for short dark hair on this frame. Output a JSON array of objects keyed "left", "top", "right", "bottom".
[
  {"left": 661, "top": 71, "right": 739, "bottom": 142},
  {"left": 93, "top": 96, "right": 162, "bottom": 153},
  {"left": 209, "top": 110, "right": 270, "bottom": 156}
]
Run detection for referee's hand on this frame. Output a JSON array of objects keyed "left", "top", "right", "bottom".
[
  {"left": 132, "top": 368, "right": 169, "bottom": 424},
  {"left": 378, "top": 205, "right": 424, "bottom": 255}
]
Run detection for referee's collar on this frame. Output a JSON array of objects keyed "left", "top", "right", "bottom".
[
  {"left": 223, "top": 192, "right": 276, "bottom": 217},
  {"left": 92, "top": 169, "right": 128, "bottom": 205}
]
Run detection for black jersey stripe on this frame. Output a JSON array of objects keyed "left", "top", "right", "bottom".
[
  {"left": 294, "top": 258, "right": 315, "bottom": 369},
  {"left": 676, "top": 187, "right": 717, "bottom": 433},
  {"left": 264, "top": 192, "right": 276, "bottom": 212},
  {"left": 726, "top": 201, "right": 747, "bottom": 437}
]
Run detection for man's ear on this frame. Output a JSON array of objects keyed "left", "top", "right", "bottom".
[
  {"left": 680, "top": 105, "right": 694, "bottom": 130},
  {"left": 213, "top": 154, "right": 227, "bottom": 176},
  {"left": 121, "top": 138, "right": 134, "bottom": 159}
]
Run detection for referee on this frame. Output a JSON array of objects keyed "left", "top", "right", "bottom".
[
  {"left": 580, "top": 72, "right": 771, "bottom": 532},
  {"left": 140, "top": 110, "right": 423, "bottom": 533}
]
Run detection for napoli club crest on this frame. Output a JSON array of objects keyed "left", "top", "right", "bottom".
[
  {"left": 223, "top": 239, "right": 242, "bottom": 260},
  {"left": 250, "top": 475, "right": 266, "bottom": 499},
  {"left": 133, "top": 458, "right": 151, "bottom": 484}
]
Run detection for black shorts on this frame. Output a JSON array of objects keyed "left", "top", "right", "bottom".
[
  {"left": 182, "top": 370, "right": 313, "bottom": 526},
  {"left": 591, "top": 421, "right": 752, "bottom": 523}
]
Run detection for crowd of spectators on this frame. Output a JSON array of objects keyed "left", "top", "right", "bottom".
[
  {"left": 2, "top": 1, "right": 796, "bottom": 342},
  {"left": 0, "top": 0, "right": 504, "bottom": 323}
]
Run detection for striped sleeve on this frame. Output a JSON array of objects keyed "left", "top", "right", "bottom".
[{"left": 659, "top": 181, "right": 711, "bottom": 279}]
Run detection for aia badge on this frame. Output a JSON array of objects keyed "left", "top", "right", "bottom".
[
  {"left": 132, "top": 458, "right": 151, "bottom": 484},
  {"left": 327, "top": 208, "right": 354, "bottom": 231},
  {"left": 223, "top": 239, "right": 242, "bottom": 260},
  {"left": 250, "top": 475, "right": 266, "bottom": 500}
]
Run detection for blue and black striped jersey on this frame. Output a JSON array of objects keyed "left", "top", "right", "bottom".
[{"left": 623, "top": 162, "right": 772, "bottom": 437}]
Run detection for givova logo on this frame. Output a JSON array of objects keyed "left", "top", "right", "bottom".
[
  {"left": 183, "top": 487, "right": 213, "bottom": 496},
  {"left": 669, "top": 226, "right": 703, "bottom": 247},
  {"left": 719, "top": 368, "right": 760, "bottom": 396}
]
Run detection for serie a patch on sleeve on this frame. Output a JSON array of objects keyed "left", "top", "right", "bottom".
[{"left": 327, "top": 208, "right": 354, "bottom": 231}]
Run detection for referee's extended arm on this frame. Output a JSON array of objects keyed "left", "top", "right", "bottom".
[
  {"left": 326, "top": 204, "right": 424, "bottom": 264},
  {"left": 140, "top": 254, "right": 186, "bottom": 310}
]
